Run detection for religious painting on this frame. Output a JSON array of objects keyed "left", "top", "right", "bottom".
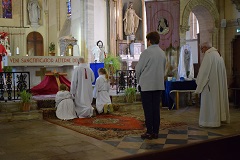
[
  {"left": 157, "top": 18, "right": 169, "bottom": 35},
  {"left": 2, "top": 0, "right": 12, "bottom": 18},
  {"left": 145, "top": 0, "right": 180, "bottom": 50}
]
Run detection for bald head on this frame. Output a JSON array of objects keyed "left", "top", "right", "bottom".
[{"left": 78, "top": 57, "right": 85, "bottom": 64}]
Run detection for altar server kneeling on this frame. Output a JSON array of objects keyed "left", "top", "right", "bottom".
[
  {"left": 55, "top": 84, "right": 77, "bottom": 120},
  {"left": 93, "top": 68, "right": 113, "bottom": 114}
]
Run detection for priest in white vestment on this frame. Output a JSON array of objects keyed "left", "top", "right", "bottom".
[
  {"left": 55, "top": 84, "right": 77, "bottom": 120},
  {"left": 195, "top": 42, "right": 230, "bottom": 127},
  {"left": 70, "top": 57, "right": 95, "bottom": 118}
]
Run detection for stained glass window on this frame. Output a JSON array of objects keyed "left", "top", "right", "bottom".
[
  {"left": 66, "top": 0, "right": 71, "bottom": 17},
  {"left": 2, "top": 0, "right": 12, "bottom": 18}
]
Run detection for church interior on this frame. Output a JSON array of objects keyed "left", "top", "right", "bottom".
[{"left": 0, "top": 0, "right": 240, "bottom": 159}]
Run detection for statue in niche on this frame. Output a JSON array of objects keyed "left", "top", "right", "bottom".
[
  {"left": 123, "top": 2, "right": 142, "bottom": 36},
  {"left": 157, "top": 18, "right": 169, "bottom": 35},
  {"left": 178, "top": 44, "right": 194, "bottom": 79},
  {"left": 28, "top": 0, "right": 41, "bottom": 25}
]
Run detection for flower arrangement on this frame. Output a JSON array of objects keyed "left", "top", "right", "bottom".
[{"left": 49, "top": 42, "right": 55, "bottom": 52}]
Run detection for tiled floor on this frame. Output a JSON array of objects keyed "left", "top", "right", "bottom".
[
  {"left": 104, "top": 125, "right": 223, "bottom": 155},
  {"left": 0, "top": 100, "right": 240, "bottom": 159}
]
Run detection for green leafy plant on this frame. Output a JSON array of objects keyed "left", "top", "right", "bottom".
[
  {"left": 124, "top": 87, "right": 136, "bottom": 103},
  {"left": 49, "top": 42, "right": 55, "bottom": 52},
  {"left": 19, "top": 90, "right": 32, "bottom": 103},
  {"left": 104, "top": 54, "right": 121, "bottom": 74},
  {"left": 3, "top": 66, "right": 12, "bottom": 72}
]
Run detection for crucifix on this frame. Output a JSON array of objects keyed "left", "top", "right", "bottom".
[
  {"left": 35, "top": 67, "right": 51, "bottom": 80},
  {"left": 45, "top": 70, "right": 67, "bottom": 88}
]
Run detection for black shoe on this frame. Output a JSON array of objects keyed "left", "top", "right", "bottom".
[
  {"left": 141, "top": 133, "right": 152, "bottom": 140},
  {"left": 152, "top": 133, "right": 159, "bottom": 139}
]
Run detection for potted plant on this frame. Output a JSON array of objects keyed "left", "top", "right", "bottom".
[
  {"left": 3, "top": 66, "right": 12, "bottom": 72},
  {"left": 49, "top": 42, "right": 55, "bottom": 56},
  {"left": 104, "top": 54, "right": 121, "bottom": 74},
  {"left": 19, "top": 90, "right": 32, "bottom": 112},
  {"left": 124, "top": 87, "right": 136, "bottom": 103}
]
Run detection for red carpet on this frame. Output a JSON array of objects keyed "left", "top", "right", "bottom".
[{"left": 73, "top": 114, "right": 144, "bottom": 130}]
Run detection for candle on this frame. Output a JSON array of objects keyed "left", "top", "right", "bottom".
[
  {"left": 69, "top": 48, "right": 72, "bottom": 55},
  {"left": 16, "top": 47, "right": 19, "bottom": 55},
  {"left": 127, "top": 36, "right": 129, "bottom": 44}
]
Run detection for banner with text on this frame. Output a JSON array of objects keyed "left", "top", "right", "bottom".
[{"left": 3, "top": 56, "right": 80, "bottom": 66}]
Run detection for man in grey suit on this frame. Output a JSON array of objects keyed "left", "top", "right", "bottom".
[{"left": 136, "top": 31, "right": 166, "bottom": 139}]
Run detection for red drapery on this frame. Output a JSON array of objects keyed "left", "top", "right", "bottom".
[
  {"left": 0, "top": 44, "right": 7, "bottom": 72},
  {"left": 31, "top": 75, "right": 71, "bottom": 95},
  {"left": 145, "top": 0, "right": 180, "bottom": 50}
]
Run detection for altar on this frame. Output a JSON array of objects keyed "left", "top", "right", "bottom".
[{"left": 3, "top": 56, "right": 79, "bottom": 88}]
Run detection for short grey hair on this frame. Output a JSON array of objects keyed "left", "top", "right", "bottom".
[{"left": 200, "top": 42, "right": 211, "bottom": 48}]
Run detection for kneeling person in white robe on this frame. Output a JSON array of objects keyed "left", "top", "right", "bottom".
[
  {"left": 55, "top": 84, "right": 77, "bottom": 120},
  {"left": 93, "top": 68, "right": 112, "bottom": 114}
]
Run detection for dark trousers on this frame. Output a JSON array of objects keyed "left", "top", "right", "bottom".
[{"left": 141, "top": 90, "right": 162, "bottom": 134}]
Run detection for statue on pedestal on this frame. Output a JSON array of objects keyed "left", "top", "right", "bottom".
[
  {"left": 123, "top": 2, "right": 142, "bottom": 36},
  {"left": 28, "top": 0, "right": 41, "bottom": 27}
]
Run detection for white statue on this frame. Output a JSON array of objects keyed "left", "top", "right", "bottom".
[
  {"left": 178, "top": 44, "right": 194, "bottom": 79},
  {"left": 97, "top": 40, "right": 105, "bottom": 62},
  {"left": 28, "top": 0, "right": 41, "bottom": 25},
  {"left": 123, "top": 2, "right": 142, "bottom": 36},
  {"left": 91, "top": 45, "right": 101, "bottom": 63}
]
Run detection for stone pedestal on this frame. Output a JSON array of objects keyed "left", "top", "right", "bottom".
[{"left": 129, "top": 43, "right": 142, "bottom": 57}]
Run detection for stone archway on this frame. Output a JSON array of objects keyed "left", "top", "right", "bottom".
[{"left": 180, "top": 0, "right": 219, "bottom": 66}]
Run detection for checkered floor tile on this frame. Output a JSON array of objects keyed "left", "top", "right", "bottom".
[{"left": 103, "top": 126, "right": 223, "bottom": 155}]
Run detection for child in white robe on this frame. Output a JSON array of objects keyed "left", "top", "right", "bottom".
[
  {"left": 55, "top": 84, "right": 77, "bottom": 120},
  {"left": 93, "top": 68, "right": 113, "bottom": 114}
]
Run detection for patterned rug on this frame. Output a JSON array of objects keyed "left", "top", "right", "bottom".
[{"left": 44, "top": 112, "right": 187, "bottom": 140}]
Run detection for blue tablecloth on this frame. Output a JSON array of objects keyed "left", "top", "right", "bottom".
[
  {"left": 163, "top": 80, "right": 197, "bottom": 109},
  {"left": 90, "top": 63, "right": 104, "bottom": 85}
]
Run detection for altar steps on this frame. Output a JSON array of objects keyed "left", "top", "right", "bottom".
[
  {"left": 0, "top": 91, "right": 142, "bottom": 122},
  {"left": 0, "top": 100, "right": 43, "bottom": 122}
]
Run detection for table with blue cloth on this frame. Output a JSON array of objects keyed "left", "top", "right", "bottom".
[
  {"left": 163, "top": 80, "right": 197, "bottom": 110},
  {"left": 90, "top": 62, "right": 104, "bottom": 85}
]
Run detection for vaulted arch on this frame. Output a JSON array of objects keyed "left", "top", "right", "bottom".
[{"left": 180, "top": 0, "right": 219, "bottom": 32}]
